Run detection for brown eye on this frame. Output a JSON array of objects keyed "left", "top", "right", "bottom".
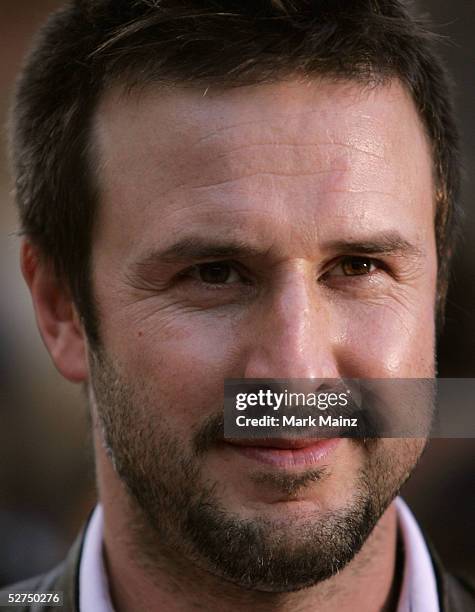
[
  {"left": 330, "top": 256, "right": 377, "bottom": 277},
  {"left": 191, "top": 262, "right": 240, "bottom": 284}
]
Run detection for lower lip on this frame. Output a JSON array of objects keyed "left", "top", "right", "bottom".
[{"left": 226, "top": 438, "right": 340, "bottom": 468}]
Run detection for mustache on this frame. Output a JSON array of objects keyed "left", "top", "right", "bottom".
[
  {"left": 193, "top": 412, "right": 226, "bottom": 455},
  {"left": 192, "top": 405, "right": 380, "bottom": 457}
]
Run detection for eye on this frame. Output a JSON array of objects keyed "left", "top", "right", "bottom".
[
  {"left": 327, "top": 256, "right": 379, "bottom": 277},
  {"left": 187, "top": 261, "right": 241, "bottom": 284}
]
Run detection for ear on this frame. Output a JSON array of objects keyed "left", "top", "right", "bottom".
[{"left": 21, "top": 240, "right": 88, "bottom": 383}]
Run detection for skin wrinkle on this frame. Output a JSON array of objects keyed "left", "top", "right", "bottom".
[
  {"left": 76, "top": 78, "right": 437, "bottom": 611},
  {"left": 192, "top": 139, "right": 386, "bottom": 161},
  {"left": 190, "top": 172, "right": 352, "bottom": 191},
  {"left": 150, "top": 185, "right": 410, "bottom": 227},
  {"left": 96, "top": 87, "right": 391, "bottom": 208},
  {"left": 121, "top": 270, "right": 418, "bottom": 321},
  {"left": 121, "top": 234, "right": 427, "bottom": 320},
  {"left": 152, "top": 160, "right": 345, "bottom": 202},
  {"left": 191, "top": 81, "right": 387, "bottom": 157},
  {"left": 185, "top": 141, "right": 386, "bottom": 193}
]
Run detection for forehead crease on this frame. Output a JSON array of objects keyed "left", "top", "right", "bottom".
[
  {"left": 96, "top": 83, "right": 383, "bottom": 157},
  {"left": 93, "top": 79, "right": 434, "bottom": 245},
  {"left": 95, "top": 79, "right": 429, "bottom": 177},
  {"left": 189, "top": 116, "right": 388, "bottom": 165}
]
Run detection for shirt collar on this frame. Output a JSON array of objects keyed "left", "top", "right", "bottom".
[
  {"left": 79, "top": 505, "right": 115, "bottom": 612},
  {"left": 395, "top": 497, "right": 440, "bottom": 612}
]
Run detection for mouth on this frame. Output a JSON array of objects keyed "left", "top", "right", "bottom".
[{"left": 223, "top": 437, "right": 341, "bottom": 468}]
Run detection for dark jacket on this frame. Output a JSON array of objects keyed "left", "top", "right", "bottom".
[{"left": 1, "top": 526, "right": 474, "bottom": 612}]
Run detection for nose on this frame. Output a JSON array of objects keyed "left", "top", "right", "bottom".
[{"left": 241, "top": 272, "right": 339, "bottom": 380}]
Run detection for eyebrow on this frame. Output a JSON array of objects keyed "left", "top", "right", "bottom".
[
  {"left": 132, "top": 231, "right": 424, "bottom": 272},
  {"left": 132, "top": 238, "right": 265, "bottom": 274},
  {"left": 319, "top": 232, "right": 425, "bottom": 259}
]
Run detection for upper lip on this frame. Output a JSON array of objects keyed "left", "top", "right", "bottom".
[{"left": 224, "top": 438, "right": 328, "bottom": 450}]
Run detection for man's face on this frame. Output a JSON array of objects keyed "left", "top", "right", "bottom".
[{"left": 89, "top": 78, "right": 436, "bottom": 590}]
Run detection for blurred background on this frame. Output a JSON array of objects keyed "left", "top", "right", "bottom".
[{"left": 0, "top": 0, "right": 473, "bottom": 587}]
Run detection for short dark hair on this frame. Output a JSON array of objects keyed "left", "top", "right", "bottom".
[{"left": 10, "top": 0, "right": 460, "bottom": 345}]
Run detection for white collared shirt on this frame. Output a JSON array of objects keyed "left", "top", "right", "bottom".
[{"left": 79, "top": 497, "right": 440, "bottom": 612}]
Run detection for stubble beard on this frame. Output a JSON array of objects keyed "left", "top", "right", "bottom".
[{"left": 89, "top": 349, "right": 426, "bottom": 592}]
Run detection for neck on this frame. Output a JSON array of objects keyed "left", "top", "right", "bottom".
[{"left": 96, "top": 444, "right": 402, "bottom": 612}]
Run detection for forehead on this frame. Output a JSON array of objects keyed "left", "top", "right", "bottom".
[{"left": 92, "top": 78, "right": 433, "bottom": 256}]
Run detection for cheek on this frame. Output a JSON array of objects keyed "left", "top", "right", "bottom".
[
  {"left": 333, "top": 295, "right": 436, "bottom": 378},
  {"left": 106, "top": 311, "right": 241, "bottom": 430}
]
